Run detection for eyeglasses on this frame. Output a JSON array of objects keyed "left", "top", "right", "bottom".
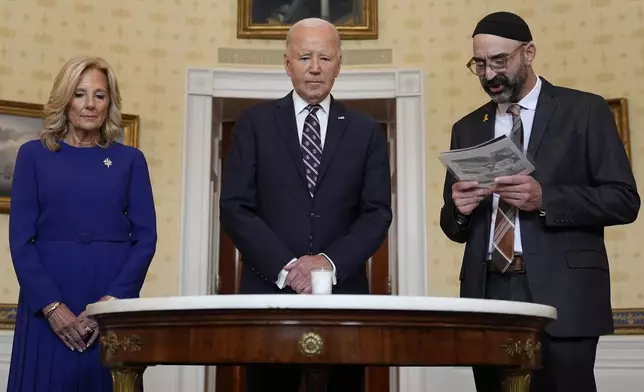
[{"left": 466, "top": 44, "right": 527, "bottom": 76}]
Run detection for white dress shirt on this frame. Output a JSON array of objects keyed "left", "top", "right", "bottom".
[
  {"left": 487, "top": 76, "right": 542, "bottom": 256},
  {"left": 276, "top": 91, "right": 337, "bottom": 289}
]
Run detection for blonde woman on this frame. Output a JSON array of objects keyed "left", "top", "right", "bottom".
[{"left": 7, "top": 56, "right": 157, "bottom": 391}]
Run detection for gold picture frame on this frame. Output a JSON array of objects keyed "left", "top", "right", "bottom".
[
  {"left": 0, "top": 99, "right": 140, "bottom": 213},
  {"left": 237, "top": 0, "right": 378, "bottom": 40},
  {"left": 606, "top": 98, "right": 631, "bottom": 162},
  {"left": 0, "top": 303, "right": 16, "bottom": 330},
  {"left": 613, "top": 308, "right": 644, "bottom": 335}
]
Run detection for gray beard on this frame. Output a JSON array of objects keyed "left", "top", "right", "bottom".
[
  {"left": 489, "top": 89, "right": 514, "bottom": 104},
  {"left": 486, "top": 64, "right": 529, "bottom": 104}
]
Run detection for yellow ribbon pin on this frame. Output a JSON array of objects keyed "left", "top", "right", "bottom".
[{"left": 483, "top": 114, "right": 488, "bottom": 122}]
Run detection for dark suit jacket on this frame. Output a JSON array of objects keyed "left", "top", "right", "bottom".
[
  {"left": 220, "top": 92, "right": 392, "bottom": 295},
  {"left": 440, "top": 77, "right": 640, "bottom": 338}
]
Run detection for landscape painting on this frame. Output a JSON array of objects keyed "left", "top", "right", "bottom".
[
  {"left": 0, "top": 101, "right": 44, "bottom": 206},
  {"left": 0, "top": 114, "right": 42, "bottom": 197},
  {"left": 0, "top": 99, "right": 139, "bottom": 213}
]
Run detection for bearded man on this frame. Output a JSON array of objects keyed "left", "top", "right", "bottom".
[{"left": 439, "top": 11, "right": 639, "bottom": 392}]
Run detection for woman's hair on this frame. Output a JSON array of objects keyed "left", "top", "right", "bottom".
[{"left": 41, "top": 56, "right": 123, "bottom": 151}]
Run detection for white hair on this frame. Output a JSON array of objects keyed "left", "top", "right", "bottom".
[{"left": 285, "top": 18, "right": 341, "bottom": 52}]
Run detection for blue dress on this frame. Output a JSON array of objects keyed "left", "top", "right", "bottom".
[{"left": 7, "top": 139, "right": 157, "bottom": 392}]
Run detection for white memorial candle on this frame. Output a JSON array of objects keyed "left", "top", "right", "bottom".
[{"left": 311, "top": 269, "right": 333, "bottom": 294}]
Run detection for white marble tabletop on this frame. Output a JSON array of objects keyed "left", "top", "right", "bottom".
[{"left": 86, "top": 295, "right": 556, "bottom": 320}]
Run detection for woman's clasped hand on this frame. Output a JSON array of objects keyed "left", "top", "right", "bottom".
[{"left": 44, "top": 302, "right": 100, "bottom": 352}]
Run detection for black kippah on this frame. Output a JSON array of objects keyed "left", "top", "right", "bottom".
[{"left": 472, "top": 11, "right": 532, "bottom": 42}]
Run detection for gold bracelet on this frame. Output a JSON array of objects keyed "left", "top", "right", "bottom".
[{"left": 44, "top": 302, "right": 61, "bottom": 318}]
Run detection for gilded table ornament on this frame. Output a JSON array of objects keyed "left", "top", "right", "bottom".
[
  {"left": 111, "top": 367, "right": 145, "bottom": 392},
  {"left": 101, "top": 332, "right": 142, "bottom": 355},
  {"left": 502, "top": 338, "right": 541, "bottom": 359},
  {"left": 299, "top": 332, "right": 324, "bottom": 357},
  {"left": 501, "top": 370, "right": 532, "bottom": 392}
]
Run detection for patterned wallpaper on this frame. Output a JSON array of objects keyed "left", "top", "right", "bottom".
[{"left": 0, "top": 0, "right": 642, "bottom": 308}]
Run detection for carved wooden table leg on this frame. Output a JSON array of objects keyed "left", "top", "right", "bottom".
[
  {"left": 302, "top": 366, "right": 330, "bottom": 392},
  {"left": 501, "top": 367, "right": 532, "bottom": 392},
  {"left": 111, "top": 367, "right": 146, "bottom": 392}
]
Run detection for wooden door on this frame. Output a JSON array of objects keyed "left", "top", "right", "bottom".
[{"left": 215, "top": 121, "right": 391, "bottom": 392}]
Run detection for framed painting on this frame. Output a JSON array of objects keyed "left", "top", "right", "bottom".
[
  {"left": 237, "top": 0, "right": 378, "bottom": 39},
  {"left": 606, "top": 98, "right": 631, "bottom": 162},
  {"left": 0, "top": 99, "right": 140, "bottom": 213},
  {"left": 121, "top": 113, "right": 140, "bottom": 148}
]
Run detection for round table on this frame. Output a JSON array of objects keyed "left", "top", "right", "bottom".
[{"left": 86, "top": 295, "right": 556, "bottom": 392}]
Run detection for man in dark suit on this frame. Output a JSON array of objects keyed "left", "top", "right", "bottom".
[
  {"left": 440, "top": 11, "right": 639, "bottom": 392},
  {"left": 220, "top": 17, "right": 392, "bottom": 392}
]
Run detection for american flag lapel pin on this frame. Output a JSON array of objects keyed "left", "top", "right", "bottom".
[{"left": 338, "top": 116, "right": 345, "bottom": 120}]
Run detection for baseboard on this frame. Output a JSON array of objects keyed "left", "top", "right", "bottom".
[
  {"left": 595, "top": 335, "right": 644, "bottom": 392},
  {"left": 0, "top": 332, "right": 642, "bottom": 391},
  {"left": 596, "top": 335, "right": 644, "bottom": 369},
  {"left": 143, "top": 365, "right": 181, "bottom": 391},
  {"left": 423, "top": 335, "right": 644, "bottom": 392},
  {"left": 0, "top": 330, "right": 180, "bottom": 391},
  {"left": 0, "top": 331, "right": 14, "bottom": 390}
]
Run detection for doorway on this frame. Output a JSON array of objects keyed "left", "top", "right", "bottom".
[
  {"left": 181, "top": 67, "right": 427, "bottom": 392},
  {"left": 209, "top": 97, "right": 397, "bottom": 392}
]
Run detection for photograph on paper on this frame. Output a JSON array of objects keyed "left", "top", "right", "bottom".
[{"left": 438, "top": 135, "right": 535, "bottom": 188}]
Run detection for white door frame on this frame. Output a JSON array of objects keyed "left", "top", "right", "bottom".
[{"left": 179, "top": 67, "right": 428, "bottom": 391}]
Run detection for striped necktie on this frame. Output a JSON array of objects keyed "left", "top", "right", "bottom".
[
  {"left": 301, "top": 105, "right": 323, "bottom": 198},
  {"left": 490, "top": 104, "right": 524, "bottom": 273}
]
